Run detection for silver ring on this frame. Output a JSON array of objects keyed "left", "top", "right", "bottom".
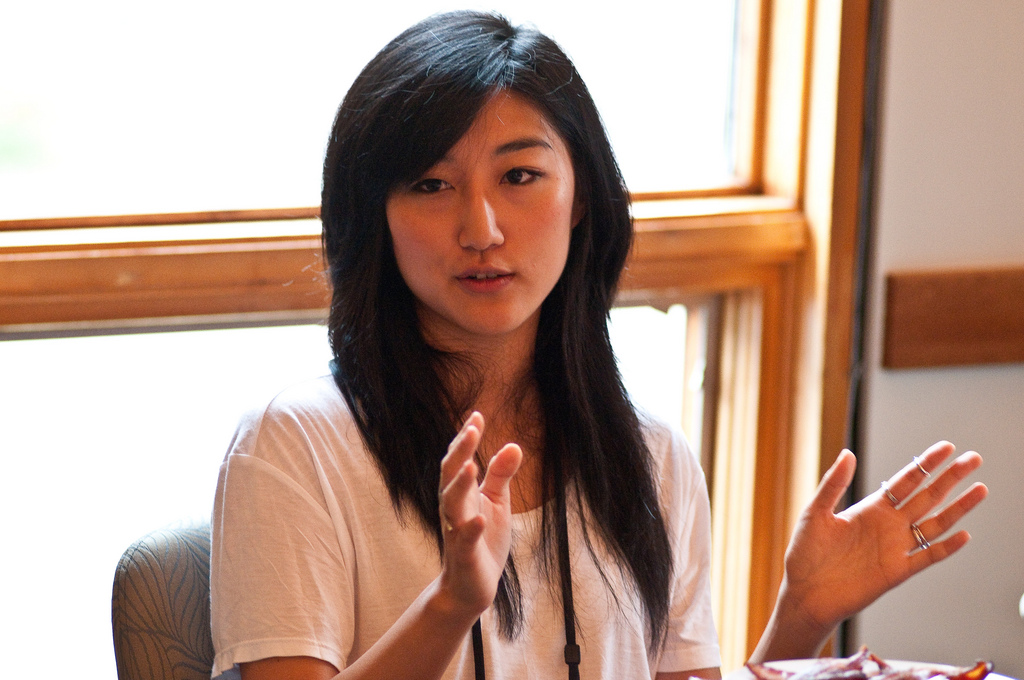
[
  {"left": 911, "top": 522, "right": 930, "bottom": 551},
  {"left": 913, "top": 456, "right": 931, "bottom": 478},
  {"left": 880, "top": 480, "right": 900, "bottom": 507}
]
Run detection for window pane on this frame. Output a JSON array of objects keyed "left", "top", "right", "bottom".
[
  {"left": 0, "top": 324, "right": 333, "bottom": 679},
  {"left": 1, "top": 0, "right": 738, "bottom": 220},
  {"left": 610, "top": 305, "right": 688, "bottom": 429},
  {"left": 610, "top": 303, "right": 713, "bottom": 468}
]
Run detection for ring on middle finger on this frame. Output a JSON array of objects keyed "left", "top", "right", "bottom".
[{"left": 910, "top": 522, "right": 930, "bottom": 551}]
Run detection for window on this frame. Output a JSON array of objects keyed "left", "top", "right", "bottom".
[
  {"left": 0, "top": 0, "right": 871, "bottom": 673},
  {"left": 1, "top": 0, "right": 739, "bottom": 220},
  {"left": 0, "top": 325, "right": 333, "bottom": 680}
]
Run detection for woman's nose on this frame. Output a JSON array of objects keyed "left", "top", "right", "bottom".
[{"left": 457, "top": 191, "right": 504, "bottom": 251}]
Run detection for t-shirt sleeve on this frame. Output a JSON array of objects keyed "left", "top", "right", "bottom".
[
  {"left": 210, "top": 406, "right": 354, "bottom": 678},
  {"left": 655, "top": 426, "right": 722, "bottom": 673}
]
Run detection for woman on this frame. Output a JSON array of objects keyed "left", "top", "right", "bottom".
[{"left": 210, "top": 11, "right": 988, "bottom": 680}]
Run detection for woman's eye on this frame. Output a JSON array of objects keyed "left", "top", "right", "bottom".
[
  {"left": 504, "top": 168, "right": 540, "bottom": 185},
  {"left": 412, "top": 178, "right": 449, "bottom": 193}
]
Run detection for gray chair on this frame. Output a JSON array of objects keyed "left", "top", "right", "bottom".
[{"left": 112, "top": 522, "right": 215, "bottom": 680}]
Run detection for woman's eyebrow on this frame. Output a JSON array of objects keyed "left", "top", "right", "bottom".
[{"left": 494, "top": 137, "right": 553, "bottom": 156}]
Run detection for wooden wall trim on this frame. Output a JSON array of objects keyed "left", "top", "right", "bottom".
[
  {"left": 0, "top": 207, "right": 321, "bottom": 232},
  {"left": 0, "top": 213, "right": 808, "bottom": 330},
  {"left": 0, "top": 237, "right": 329, "bottom": 328},
  {"left": 883, "top": 266, "right": 1024, "bottom": 368},
  {"left": 817, "top": 0, "right": 873, "bottom": 469},
  {"left": 747, "top": 258, "right": 799, "bottom": 656},
  {"left": 711, "top": 289, "right": 762, "bottom": 667}
]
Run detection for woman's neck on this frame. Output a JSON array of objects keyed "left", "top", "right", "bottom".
[
  {"left": 450, "top": 363, "right": 543, "bottom": 514},
  {"left": 451, "top": 347, "right": 546, "bottom": 514},
  {"left": 419, "top": 312, "right": 546, "bottom": 511}
]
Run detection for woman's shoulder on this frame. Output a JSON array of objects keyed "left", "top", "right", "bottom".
[
  {"left": 239, "top": 375, "right": 350, "bottom": 429},
  {"left": 218, "top": 376, "right": 391, "bottom": 527},
  {"left": 227, "top": 375, "right": 360, "bottom": 466},
  {"left": 639, "top": 411, "right": 697, "bottom": 460},
  {"left": 263, "top": 374, "right": 349, "bottom": 415},
  {"left": 638, "top": 411, "right": 705, "bottom": 489}
]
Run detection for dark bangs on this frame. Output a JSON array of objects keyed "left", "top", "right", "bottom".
[{"left": 340, "top": 12, "right": 570, "bottom": 204}]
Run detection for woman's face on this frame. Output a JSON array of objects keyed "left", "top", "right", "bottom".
[{"left": 385, "top": 92, "right": 581, "bottom": 352}]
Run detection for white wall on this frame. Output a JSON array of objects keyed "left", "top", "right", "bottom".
[{"left": 854, "top": 1, "right": 1024, "bottom": 675}]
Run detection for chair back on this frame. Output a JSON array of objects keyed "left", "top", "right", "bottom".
[{"left": 112, "top": 522, "right": 215, "bottom": 680}]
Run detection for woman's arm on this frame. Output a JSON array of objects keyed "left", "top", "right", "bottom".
[
  {"left": 657, "top": 667, "right": 723, "bottom": 680},
  {"left": 749, "top": 441, "right": 988, "bottom": 663},
  {"left": 240, "top": 412, "right": 523, "bottom": 680},
  {"left": 240, "top": 575, "right": 484, "bottom": 680}
]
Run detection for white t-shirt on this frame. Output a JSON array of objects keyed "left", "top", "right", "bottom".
[{"left": 210, "top": 376, "right": 720, "bottom": 679}]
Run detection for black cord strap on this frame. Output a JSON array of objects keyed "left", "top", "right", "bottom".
[
  {"left": 471, "top": 504, "right": 579, "bottom": 680},
  {"left": 556, "top": 501, "right": 581, "bottom": 680},
  {"left": 472, "top": 618, "right": 485, "bottom": 679}
]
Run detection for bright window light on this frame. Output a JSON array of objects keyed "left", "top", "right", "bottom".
[{"left": 0, "top": 1, "right": 737, "bottom": 220}]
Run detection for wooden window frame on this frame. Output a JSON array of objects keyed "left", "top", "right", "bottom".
[{"left": 0, "top": 0, "right": 870, "bottom": 669}]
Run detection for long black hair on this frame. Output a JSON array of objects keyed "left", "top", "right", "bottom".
[{"left": 321, "top": 10, "right": 674, "bottom": 647}]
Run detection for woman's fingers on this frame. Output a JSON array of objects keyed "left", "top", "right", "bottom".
[
  {"left": 911, "top": 481, "right": 988, "bottom": 547},
  {"left": 809, "top": 449, "right": 857, "bottom": 513},
  {"left": 443, "top": 443, "right": 523, "bottom": 531},
  {"left": 884, "top": 445, "right": 988, "bottom": 563},
  {"left": 879, "top": 441, "right": 956, "bottom": 508},
  {"left": 900, "top": 451, "right": 985, "bottom": 520},
  {"left": 440, "top": 412, "right": 485, "bottom": 531},
  {"left": 479, "top": 443, "right": 522, "bottom": 502},
  {"left": 439, "top": 413, "right": 524, "bottom": 532},
  {"left": 441, "top": 459, "right": 480, "bottom": 526},
  {"left": 441, "top": 413, "right": 483, "bottom": 486},
  {"left": 908, "top": 528, "right": 971, "bottom": 570}
]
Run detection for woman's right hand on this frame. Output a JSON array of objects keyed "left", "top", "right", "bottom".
[{"left": 437, "top": 411, "right": 523, "bottom": 618}]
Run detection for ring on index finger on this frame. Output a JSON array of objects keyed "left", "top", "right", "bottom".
[
  {"left": 912, "top": 455, "right": 931, "bottom": 478},
  {"left": 880, "top": 480, "right": 900, "bottom": 507}
]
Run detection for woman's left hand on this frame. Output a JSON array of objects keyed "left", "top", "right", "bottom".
[{"left": 753, "top": 441, "right": 988, "bottom": 662}]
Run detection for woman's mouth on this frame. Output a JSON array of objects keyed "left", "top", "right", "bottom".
[{"left": 457, "top": 270, "right": 513, "bottom": 291}]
